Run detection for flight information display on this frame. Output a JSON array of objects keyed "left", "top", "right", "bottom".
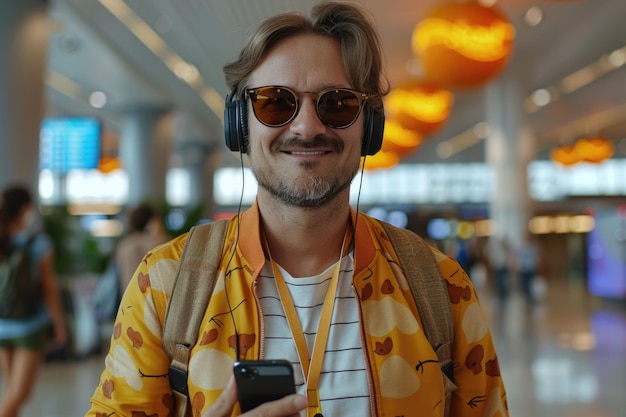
[{"left": 40, "top": 117, "right": 101, "bottom": 173}]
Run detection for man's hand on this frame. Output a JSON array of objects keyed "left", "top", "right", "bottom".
[{"left": 206, "top": 376, "right": 308, "bottom": 417}]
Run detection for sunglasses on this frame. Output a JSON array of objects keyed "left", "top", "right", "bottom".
[{"left": 245, "top": 86, "right": 369, "bottom": 129}]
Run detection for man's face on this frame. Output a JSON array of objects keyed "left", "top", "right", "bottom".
[{"left": 245, "top": 34, "right": 363, "bottom": 208}]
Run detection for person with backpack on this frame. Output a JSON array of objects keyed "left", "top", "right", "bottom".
[
  {"left": 0, "top": 185, "right": 67, "bottom": 417},
  {"left": 86, "top": 2, "right": 509, "bottom": 416}
]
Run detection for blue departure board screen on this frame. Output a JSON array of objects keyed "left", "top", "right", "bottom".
[{"left": 39, "top": 117, "right": 101, "bottom": 172}]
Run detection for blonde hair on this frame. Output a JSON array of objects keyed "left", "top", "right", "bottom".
[{"left": 223, "top": 1, "right": 389, "bottom": 110}]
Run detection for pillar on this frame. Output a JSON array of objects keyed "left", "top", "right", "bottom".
[
  {"left": 175, "top": 141, "right": 219, "bottom": 218},
  {"left": 0, "top": 0, "right": 48, "bottom": 190},
  {"left": 118, "top": 108, "right": 173, "bottom": 206},
  {"left": 485, "top": 69, "right": 535, "bottom": 250}
]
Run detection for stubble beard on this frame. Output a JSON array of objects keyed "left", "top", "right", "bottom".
[
  {"left": 250, "top": 135, "right": 361, "bottom": 208},
  {"left": 254, "top": 160, "right": 359, "bottom": 208}
]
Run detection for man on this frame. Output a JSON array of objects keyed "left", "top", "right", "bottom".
[{"left": 86, "top": 2, "right": 509, "bottom": 416}]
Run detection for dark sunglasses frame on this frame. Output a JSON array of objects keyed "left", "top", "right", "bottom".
[{"left": 245, "top": 85, "right": 369, "bottom": 129}]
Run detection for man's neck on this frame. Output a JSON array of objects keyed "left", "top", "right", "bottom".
[{"left": 258, "top": 193, "right": 352, "bottom": 277}]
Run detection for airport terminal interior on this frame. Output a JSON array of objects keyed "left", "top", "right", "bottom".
[{"left": 1, "top": 0, "right": 626, "bottom": 416}]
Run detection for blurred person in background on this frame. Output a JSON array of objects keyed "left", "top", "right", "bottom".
[
  {"left": 94, "top": 204, "right": 169, "bottom": 324},
  {"left": 115, "top": 203, "right": 169, "bottom": 294},
  {"left": 0, "top": 184, "right": 67, "bottom": 417},
  {"left": 490, "top": 236, "right": 516, "bottom": 306},
  {"left": 516, "top": 233, "right": 542, "bottom": 306}
]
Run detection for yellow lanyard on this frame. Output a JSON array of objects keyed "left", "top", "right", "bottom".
[{"left": 265, "top": 232, "right": 349, "bottom": 417}]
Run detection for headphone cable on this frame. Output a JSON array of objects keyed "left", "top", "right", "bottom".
[
  {"left": 223, "top": 148, "right": 246, "bottom": 362},
  {"left": 352, "top": 156, "right": 367, "bottom": 245}
]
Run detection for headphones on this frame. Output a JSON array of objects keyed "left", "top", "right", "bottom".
[{"left": 224, "top": 90, "right": 385, "bottom": 156}]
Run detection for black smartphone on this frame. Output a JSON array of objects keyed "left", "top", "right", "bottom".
[{"left": 233, "top": 359, "right": 296, "bottom": 412}]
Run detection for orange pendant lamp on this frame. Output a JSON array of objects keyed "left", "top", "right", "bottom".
[
  {"left": 381, "top": 119, "right": 423, "bottom": 155},
  {"left": 551, "top": 145, "right": 581, "bottom": 167},
  {"left": 575, "top": 137, "right": 614, "bottom": 163},
  {"left": 384, "top": 80, "right": 454, "bottom": 136},
  {"left": 551, "top": 137, "right": 614, "bottom": 166},
  {"left": 98, "top": 156, "right": 123, "bottom": 173},
  {"left": 362, "top": 150, "right": 400, "bottom": 171},
  {"left": 412, "top": 0, "right": 515, "bottom": 88}
]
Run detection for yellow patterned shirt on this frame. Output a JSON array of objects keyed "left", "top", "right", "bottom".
[{"left": 86, "top": 204, "right": 509, "bottom": 417}]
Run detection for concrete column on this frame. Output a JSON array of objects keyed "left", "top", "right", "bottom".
[
  {"left": 0, "top": 0, "right": 48, "bottom": 190},
  {"left": 118, "top": 109, "right": 173, "bottom": 206},
  {"left": 175, "top": 141, "right": 219, "bottom": 218},
  {"left": 485, "top": 69, "right": 535, "bottom": 250}
]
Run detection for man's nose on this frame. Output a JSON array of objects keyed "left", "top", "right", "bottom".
[{"left": 288, "top": 97, "right": 327, "bottom": 139}]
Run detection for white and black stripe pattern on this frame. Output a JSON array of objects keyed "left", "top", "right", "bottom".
[{"left": 258, "top": 254, "right": 371, "bottom": 416}]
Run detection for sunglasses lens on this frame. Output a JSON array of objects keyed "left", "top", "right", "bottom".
[
  {"left": 250, "top": 87, "right": 297, "bottom": 126},
  {"left": 317, "top": 89, "right": 362, "bottom": 128}
]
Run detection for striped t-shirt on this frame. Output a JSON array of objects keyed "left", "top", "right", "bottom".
[{"left": 257, "top": 253, "right": 371, "bottom": 416}]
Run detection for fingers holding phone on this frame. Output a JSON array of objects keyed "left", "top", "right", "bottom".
[
  {"left": 205, "top": 372, "right": 306, "bottom": 417},
  {"left": 234, "top": 360, "right": 298, "bottom": 412},
  {"left": 241, "top": 394, "right": 308, "bottom": 417}
]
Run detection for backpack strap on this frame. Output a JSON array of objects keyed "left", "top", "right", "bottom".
[
  {"left": 162, "top": 219, "right": 229, "bottom": 417},
  {"left": 378, "top": 220, "right": 456, "bottom": 416},
  {"left": 9, "top": 233, "right": 38, "bottom": 259}
]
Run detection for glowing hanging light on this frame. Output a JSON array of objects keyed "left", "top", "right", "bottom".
[
  {"left": 551, "top": 136, "right": 615, "bottom": 166},
  {"left": 381, "top": 119, "right": 423, "bottom": 156},
  {"left": 362, "top": 150, "right": 400, "bottom": 171},
  {"left": 98, "top": 156, "right": 123, "bottom": 173},
  {"left": 574, "top": 137, "right": 614, "bottom": 163},
  {"left": 551, "top": 145, "right": 581, "bottom": 166},
  {"left": 412, "top": 0, "right": 515, "bottom": 88},
  {"left": 385, "top": 81, "right": 454, "bottom": 135}
]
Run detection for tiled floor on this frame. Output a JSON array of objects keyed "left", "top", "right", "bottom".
[
  {"left": 488, "top": 281, "right": 626, "bottom": 417},
  {"left": 6, "top": 275, "right": 626, "bottom": 417}
]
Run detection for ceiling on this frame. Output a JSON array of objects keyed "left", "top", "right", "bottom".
[{"left": 44, "top": 0, "right": 626, "bottom": 166}]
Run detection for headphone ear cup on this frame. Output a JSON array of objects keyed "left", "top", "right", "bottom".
[
  {"left": 361, "top": 105, "right": 385, "bottom": 156},
  {"left": 224, "top": 94, "right": 248, "bottom": 153},
  {"left": 239, "top": 99, "right": 249, "bottom": 150}
]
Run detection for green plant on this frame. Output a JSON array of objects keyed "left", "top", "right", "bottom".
[{"left": 42, "top": 205, "right": 110, "bottom": 275}]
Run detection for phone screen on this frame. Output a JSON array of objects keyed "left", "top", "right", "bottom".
[{"left": 233, "top": 359, "right": 296, "bottom": 412}]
